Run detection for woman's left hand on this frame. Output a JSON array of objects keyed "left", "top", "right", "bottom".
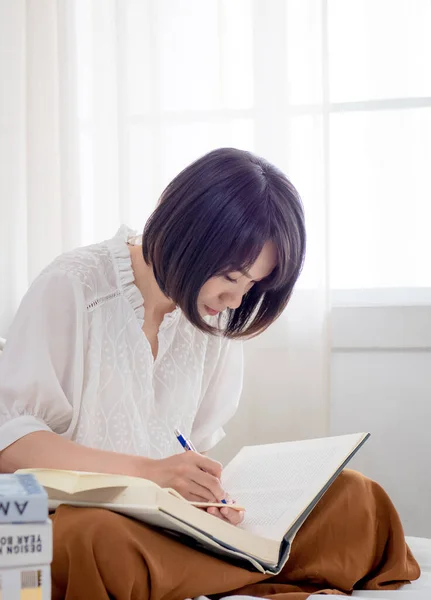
[{"left": 206, "top": 502, "right": 244, "bottom": 526}]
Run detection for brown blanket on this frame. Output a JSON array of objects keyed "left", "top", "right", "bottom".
[{"left": 50, "top": 470, "right": 420, "bottom": 600}]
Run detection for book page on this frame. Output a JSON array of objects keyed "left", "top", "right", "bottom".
[
  {"left": 221, "top": 432, "right": 367, "bottom": 541},
  {"left": 16, "top": 469, "right": 158, "bottom": 495}
]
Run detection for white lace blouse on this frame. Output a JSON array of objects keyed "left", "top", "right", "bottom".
[{"left": 0, "top": 226, "right": 243, "bottom": 458}]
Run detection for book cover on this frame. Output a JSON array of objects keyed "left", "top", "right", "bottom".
[
  {"left": 0, "top": 564, "right": 51, "bottom": 600},
  {"left": 0, "top": 475, "right": 48, "bottom": 524},
  {"left": 0, "top": 521, "right": 52, "bottom": 568}
]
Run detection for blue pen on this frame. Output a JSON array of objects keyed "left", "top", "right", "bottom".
[
  {"left": 174, "top": 428, "right": 197, "bottom": 452},
  {"left": 174, "top": 428, "right": 227, "bottom": 504}
]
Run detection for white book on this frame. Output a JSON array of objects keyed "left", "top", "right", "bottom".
[
  {"left": 17, "top": 432, "right": 369, "bottom": 574},
  {"left": 0, "top": 521, "right": 52, "bottom": 568},
  {"left": 0, "top": 564, "right": 51, "bottom": 600},
  {"left": 0, "top": 474, "right": 48, "bottom": 523}
]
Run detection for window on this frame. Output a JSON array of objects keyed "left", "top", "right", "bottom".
[
  {"left": 74, "top": 0, "right": 431, "bottom": 293},
  {"left": 328, "top": 0, "right": 431, "bottom": 291}
]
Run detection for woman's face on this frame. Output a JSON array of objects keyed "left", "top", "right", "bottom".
[{"left": 197, "top": 241, "right": 277, "bottom": 317}]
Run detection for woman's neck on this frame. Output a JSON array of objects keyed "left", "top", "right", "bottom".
[{"left": 128, "top": 244, "right": 176, "bottom": 321}]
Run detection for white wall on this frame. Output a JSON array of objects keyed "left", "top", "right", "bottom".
[
  {"left": 213, "top": 304, "right": 431, "bottom": 538},
  {"left": 331, "top": 349, "right": 431, "bottom": 537},
  {"left": 330, "top": 304, "right": 431, "bottom": 538}
]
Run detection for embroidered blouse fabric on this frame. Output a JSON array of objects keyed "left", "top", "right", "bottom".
[{"left": 0, "top": 226, "right": 243, "bottom": 458}]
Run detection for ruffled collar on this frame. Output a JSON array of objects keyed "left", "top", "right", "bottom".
[{"left": 108, "top": 225, "right": 180, "bottom": 331}]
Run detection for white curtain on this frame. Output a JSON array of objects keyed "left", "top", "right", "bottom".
[
  {"left": 0, "top": 0, "right": 82, "bottom": 327},
  {"left": 0, "top": 0, "right": 331, "bottom": 460}
]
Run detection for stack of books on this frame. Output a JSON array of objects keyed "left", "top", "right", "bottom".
[{"left": 0, "top": 473, "right": 52, "bottom": 599}]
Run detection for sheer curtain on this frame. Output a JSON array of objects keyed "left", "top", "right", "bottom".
[
  {"left": 0, "top": 0, "right": 331, "bottom": 460},
  {"left": 0, "top": 0, "right": 81, "bottom": 328}
]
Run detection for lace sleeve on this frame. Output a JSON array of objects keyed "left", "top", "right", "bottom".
[{"left": 0, "top": 270, "right": 87, "bottom": 451}]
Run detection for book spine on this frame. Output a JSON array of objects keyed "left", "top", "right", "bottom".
[
  {"left": 0, "top": 520, "right": 52, "bottom": 568},
  {"left": 0, "top": 564, "right": 51, "bottom": 600},
  {"left": 0, "top": 494, "right": 48, "bottom": 524}
]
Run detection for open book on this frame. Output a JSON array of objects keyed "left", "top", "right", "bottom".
[{"left": 17, "top": 432, "right": 369, "bottom": 574}]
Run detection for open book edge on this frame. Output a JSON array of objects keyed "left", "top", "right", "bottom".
[
  {"left": 15, "top": 468, "right": 244, "bottom": 510},
  {"left": 283, "top": 433, "right": 370, "bottom": 541},
  {"left": 42, "top": 484, "right": 281, "bottom": 567},
  {"left": 272, "top": 432, "right": 371, "bottom": 570}
]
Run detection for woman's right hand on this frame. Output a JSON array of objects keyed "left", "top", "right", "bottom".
[{"left": 145, "top": 452, "right": 226, "bottom": 503}]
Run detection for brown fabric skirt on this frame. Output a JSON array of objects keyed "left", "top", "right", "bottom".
[{"left": 50, "top": 470, "right": 420, "bottom": 600}]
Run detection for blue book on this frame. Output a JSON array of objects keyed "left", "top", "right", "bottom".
[{"left": 0, "top": 474, "right": 48, "bottom": 523}]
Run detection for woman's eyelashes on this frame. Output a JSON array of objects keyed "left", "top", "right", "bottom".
[
  {"left": 224, "top": 274, "right": 256, "bottom": 288},
  {"left": 224, "top": 275, "right": 238, "bottom": 283}
]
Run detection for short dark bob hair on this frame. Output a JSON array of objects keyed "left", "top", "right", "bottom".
[{"left": 142, "top": 147, "right": 306, "bottom": 339}]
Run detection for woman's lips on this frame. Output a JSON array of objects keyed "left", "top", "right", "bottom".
[{"left": 205, "top": 305, "right": 220, "bottom": 316}]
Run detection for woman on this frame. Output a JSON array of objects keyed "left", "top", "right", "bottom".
[{"left": 0, "top": 148, "right": 419, "bottom": 599}]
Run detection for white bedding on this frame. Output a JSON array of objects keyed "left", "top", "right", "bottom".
[{"left": 194, "top": 536, "right": 431, "bottom": 600}]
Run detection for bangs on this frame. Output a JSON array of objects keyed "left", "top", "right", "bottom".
[
  {"left": 219, "top": 211, "right": 303, "bottom": 294},
  {"left": 215, "top": 229, "right": 270, "bottom": 279}
]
